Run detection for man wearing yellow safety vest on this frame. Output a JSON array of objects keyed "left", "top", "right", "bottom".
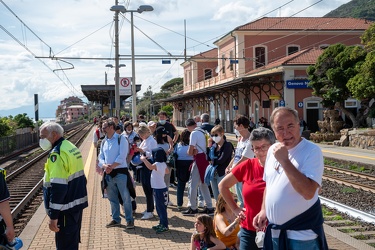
[{"left": 39, "top": 122, "right": 88, "bottom": 250}]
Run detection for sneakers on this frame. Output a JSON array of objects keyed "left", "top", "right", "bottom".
[
  {"left": 126, "top": 221, "right": 135, "bottom": 229},
  {"left": 152, "top": 224, "right": 162, "bottom": 230},
  {"left": 106, "top": 220, "right": 120, "bottom": 228},
  {"left": 198, "top": 201, "right": 205, "bottom": 208},
  {"left": 156, "top": 225, "right": 169, "bottom": 234},
  {"left": 177, "top": 206, "right": 183, "bottom": 211},
  {"left": 141, "top": 212, "right": 154, "bottom": 220},
  {"left": 182, "top": 207, "right": 198, "bottom": 216},
  {"left": 141, "top": 209, "right": 147, "bottom": 215},
  {"left": 198, "top": 207, "right": 215, "bottom": 216}
]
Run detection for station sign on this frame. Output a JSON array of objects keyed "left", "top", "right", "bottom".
[
  {"left": 119, "top": 77, "right": 132, "bottom": 96},
  {"left": 286, "top": 80, "right": 310, "bottom": 89},
  {"left": 233, "top": 105, "right": 238, "bottom": 110},
  {"left": 298, "top": 102, "right": 303, "bottom": 108},
  {"left": 279, "top": 100, "right": 285, "bottom": 107}
]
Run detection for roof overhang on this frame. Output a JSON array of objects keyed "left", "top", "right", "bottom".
[{"left": 81, "top": 84, "right": 141, "bottom": 102}]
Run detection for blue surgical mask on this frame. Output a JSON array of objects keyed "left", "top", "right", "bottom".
[{"left": 159, "top": 120, "right": 166, "bottom": 125}]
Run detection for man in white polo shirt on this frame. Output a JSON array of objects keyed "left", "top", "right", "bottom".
[{"left": 182, "top": 118, "right": 214, "bottom": 216}]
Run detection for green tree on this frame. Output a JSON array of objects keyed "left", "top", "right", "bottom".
[
  {"left": 307, "top": 44, "right": 367, "bottom": 128},
  {"left": 13, "top": 113, "right": 34, "bottom": 129},
  {"left": 160, "top": 78, "right": 183, "bottom": 93},
  {"left": 0, "top": 117, "right": 12, "bottom": 137},
  {"left": 160, "top": 104, "right": 173, "bottom": 118}
]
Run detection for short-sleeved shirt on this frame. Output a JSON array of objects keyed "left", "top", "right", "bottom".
[
  {"left": 156, "top": 122, "right": 176, "bottom": 139},
  {"left": 151, "top": 162, "right": 167, "bottom": 189},
  {"left": 264, "top": 138, "right": 324, "bottom": 240},
  {"left": 189, "top": 129, "right": 206, "bottom": 153},
  {"left": 232, "top": 158, "right": 265, "bottom": 231},
  {"left": 232, "top": 138, "right": 254, "bottom": 166}
]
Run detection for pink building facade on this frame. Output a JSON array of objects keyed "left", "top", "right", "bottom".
[{"left": 167, "top": 17, "right": 371, "bottom": 132}]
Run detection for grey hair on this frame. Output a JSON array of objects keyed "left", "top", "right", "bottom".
[
  {"left": 270, "top": 107, "right": 299, "bottom": 129},
  {"left": 39, "top": 122, "right": 64, "bottom": 137},
  {"left": 250, "top": 127, "right": 276, "bottom": 144},
  {"left": 201, "top": 113, "right": 210, "bottom": 123}
]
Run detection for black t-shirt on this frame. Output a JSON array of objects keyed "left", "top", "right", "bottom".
[
  {"left": 156, "top": 122, "right": 176, "bottom": 139},
  {"left": 0, "top": 170, "right": 9, "bottom": 203}
]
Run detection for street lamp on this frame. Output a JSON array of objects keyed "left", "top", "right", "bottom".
[{"left": 110, "top": 4, "right": 154, "bottom": 122}]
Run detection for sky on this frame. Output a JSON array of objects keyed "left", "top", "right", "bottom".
[{"left": 0, "top": 0, "right": 352, "bottom": 117}]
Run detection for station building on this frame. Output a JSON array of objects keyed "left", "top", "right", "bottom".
[{"left": 164, "top": 17, "right": 372, "bottom": 132}]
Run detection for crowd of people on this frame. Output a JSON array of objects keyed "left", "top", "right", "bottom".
[
  {"left": 85, "top": 107, "right": 329, "bottom": 249},
  {"left": 0, "top": 108, "right": 328, "bottom": 250}
]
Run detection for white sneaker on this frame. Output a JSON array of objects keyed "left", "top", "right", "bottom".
[
  {"left": 168, "top": 200, "right": 174, "bottom": 206},
  {"left": 141, "top": 212, "right": 154, "bottom": 220},
  {"left": 141, "top": 210, "right": 147, "bottom": 215}
]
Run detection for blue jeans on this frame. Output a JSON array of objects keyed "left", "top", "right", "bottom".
[
  {"left": 272, "top": 237, "right": 320, "bottom": 250},
  {"left": 239, "top": 227, "right": 260, "bottom": 250},
  {"left": 210, "top": 173, "right": 225, "bottom": 201},
  {"left": 106, "top": 173, "right": 133, "bottom": 223},
  {"left": 154, "top": 187, "right": 168, "bottom": 228},
  {"left": 235, "top": 182, "right": 244, "bottom": 208}
]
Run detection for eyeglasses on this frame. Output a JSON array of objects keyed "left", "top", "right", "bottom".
[
  {"left": 211, "top": 134, "right": 219, "bottom": 137},
  {"left": 251, "top": 144, "right": 270, "bottom": 152}
]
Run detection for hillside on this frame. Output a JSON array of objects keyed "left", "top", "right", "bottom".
[{"left": 324, "top": 0, "right": 375, "bottom": 21}]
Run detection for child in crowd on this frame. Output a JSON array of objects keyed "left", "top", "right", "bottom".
[
  {"left": 140, "top": 147, "right": 170, "bottom": 234},
  {"left": 214, "top": 194, "right": 240, "bottom": 250},
  {"left": 190, "top": 214, "right": 226, "bottom": 250}
]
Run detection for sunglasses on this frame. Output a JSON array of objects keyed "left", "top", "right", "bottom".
[
  {"left": 211, "top": 134, "right": 219, "bottom": 137},
  {"left": 102, "top": 126, "right": 108, "bottom": 130}
]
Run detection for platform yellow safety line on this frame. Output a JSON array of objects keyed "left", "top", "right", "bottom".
[
  {"left": 84, "top": 144, "right": 95, "bottom": 177},
  {"left": 321, "top": 149, "right": 375, "bottom": 161}
]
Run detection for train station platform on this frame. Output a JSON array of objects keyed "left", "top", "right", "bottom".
[{"left": 19, "top": 126, "right": 374, "bottom": 249}]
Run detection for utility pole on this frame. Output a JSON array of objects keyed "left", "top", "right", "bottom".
[{"left": 114, "top": 0, "right": 120, "bottom": 117}]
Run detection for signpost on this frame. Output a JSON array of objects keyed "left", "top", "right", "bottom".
[{"left": 119, "top": 77, "right": 131, "bottom": 95}]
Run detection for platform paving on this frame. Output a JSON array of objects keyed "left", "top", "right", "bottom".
[{"left": 19, "top": 126, "right": 373, "bottom": 249}]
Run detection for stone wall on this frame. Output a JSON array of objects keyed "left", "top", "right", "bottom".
[{"left": 348, "top": 129, "right": 375, "bottom": 150}]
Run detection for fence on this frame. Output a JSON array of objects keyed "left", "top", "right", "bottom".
[{"left": 0, "top": 121, "right": 85, "bottom": 157}]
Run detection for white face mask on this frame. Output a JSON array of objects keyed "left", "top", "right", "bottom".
[
  {"left": 196, "top": 122, "right": 202, "bottom": 127},
  {"left": 39, "top": 138, "right": 52, "bottom": 151},
  {"left": 234, "top": 129, "right": 241, "bottom": 137},
  {"left": 212, "top": 136, "right": 222, "bottom": 144},
  {"left": 159, "top": 120, "right": 166, "bottom": 125},
  {"left": 126, "top": 129, "right": 132, "bottom": 134}
]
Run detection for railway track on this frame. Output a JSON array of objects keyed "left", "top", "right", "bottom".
[
  {"left": 6, "top": 122, "right": 93, "bottom": 236},
  {"left": 323, "top": 165, "right": 375, "bottom": 194},
  {"left": 322, "top": 162, "right": 375, "bottom": 248}
]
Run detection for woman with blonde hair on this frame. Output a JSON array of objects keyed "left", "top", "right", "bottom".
[{"left": 136, "top": 124, "right": 157, "bottom": 220}]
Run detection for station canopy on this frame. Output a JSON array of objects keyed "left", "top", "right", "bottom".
[{"left": 81, "top": 84, "right": 141, "bottom": 103}]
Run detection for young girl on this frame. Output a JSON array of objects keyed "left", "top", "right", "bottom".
[
  {"left": 140, "top": 147, "right": 170, "bottom": 233},
  {"left": 214, "top": 194, "right": 240, "bottom": 250},
  {"left": 190, "top": 214, "right": 226, "bottom": 250}
]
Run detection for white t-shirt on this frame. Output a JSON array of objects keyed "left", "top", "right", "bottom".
[
  {"left": 151, "top": 162, "right": 167, "bottom": 189},
  {"left": 232, "top": 138, "right": 254, "bottom": 166},
  {"left": 264, "top": 138, "right": 324, "bottom": 240},
  {"left": 189, "top": 128, "right": 207, "bottom": 153}
]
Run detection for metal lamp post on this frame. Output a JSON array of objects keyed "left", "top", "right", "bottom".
[{"left": 110, "top": 4, "right": 153, "bottom": 122}]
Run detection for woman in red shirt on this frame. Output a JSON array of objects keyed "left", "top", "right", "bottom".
[{"left": 219, "top": 127, "right": 275, "bottom": 249}]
